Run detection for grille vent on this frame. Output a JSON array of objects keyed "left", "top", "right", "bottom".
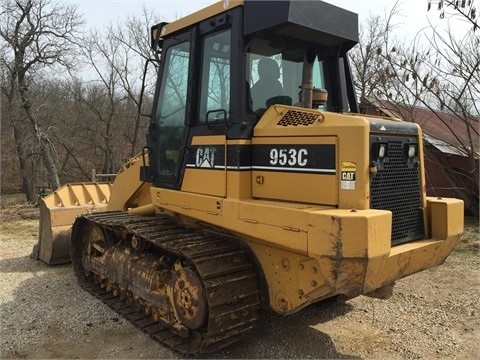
[
  {"left": 370, "top": 138, "right": 424, "bottom": 245},
  {"left": 277, "top": 110, "right": 321, "bottom": 127}
]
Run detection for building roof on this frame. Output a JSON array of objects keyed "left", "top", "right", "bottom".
[
  {"left": 368, "top": 100, "right": 479, "bottom": 157},
  {"left": 423, "top": 133, "right": 469, "bottom": 156}
]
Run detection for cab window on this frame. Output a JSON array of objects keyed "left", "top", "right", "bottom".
[
  {"left": 247, "top": 38, "right": 326, "bottom": 112},
  {"left": 156, "top": 42, "right": 190, "bottom": 127},
  {"left": 155, "top": 41, "right": 190, "bottom": 176},
  {"left": 198, "top": 29, "right": 231, "bottom": 122}
]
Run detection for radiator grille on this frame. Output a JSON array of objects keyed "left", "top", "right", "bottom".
[
  {"left": 277, "top": 110, "right": 321, "bottom": 127},
  {"left": 370, "top": 137, "right": 424, "bottom": 245}
]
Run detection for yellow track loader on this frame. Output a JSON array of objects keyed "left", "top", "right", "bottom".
[{"left": 34, "top": 0, "right": 463, "bottom": 355}]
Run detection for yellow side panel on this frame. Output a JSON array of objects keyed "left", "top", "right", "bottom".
[
  {"left": 191, "top": 135, "right": 225, "bottom": 146},
  {"left": 226, "top": 170, "right": 251, "bottom": 199},
  {"left": 253, "top": 106, "right": 371, "bottom": 209},
  {"left": 182, "top": 168, "right": 226, "bottom": 197},
  {"left": 182, "top": 135, "right": 226, "bottom": 197},
  {"left": 252, "top": 172, "right": 336, "bottom": 204},
  {"left": 237, "top": 200, "right": 311, "bottom": 253},
  {"left": 153, "top": 188, "right": 223, "bottom": 221},
  {"left": 252, "top": 136, "right": 337, "bottom": 205}
]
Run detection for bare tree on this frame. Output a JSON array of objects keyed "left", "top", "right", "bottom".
[
  {"left": 74, "top": 28, "right": 139, "bottom": 175},
  {"left": 30, "top": 78, "right": 95, "bottom": 182},
  {"left": 111, "top": 8, "right": 161, "bottom": 157},
  {"left": 388, "top": 28, "right": 479, "bottom": 213},
  {"left": 428, "top": 0, "right": 478, "bottom": 30},
  {"left": 351, "top": 5, "right": 479, "bottom": 214},
  {"left": 0, "top": 0, "right": 83, "bottom": 201},
  {"left": 69, "top": 9, "right": 161, "bottom": 174},
  {"left": 0, "top": 81, "right": 41, "bottom": 199},
  {"left": 349, "top": 5, "right": 400, "bottom": 112}
]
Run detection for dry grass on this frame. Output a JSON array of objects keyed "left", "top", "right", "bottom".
[
  {"left": 0, "top": 219, "right": 38, "bottom": 238},
  {"left": 1, "top": 194, "right": 39, "bottom": 225},
  {"left": 457, "top": 216, "right": 480, "bottom": 253},
  {"left": 0, "top": 201, "right": 39, "bottom": 223},
  {"left": 0, "top": 193, "right": 27, "bottom": 207},
  {"left": 0, "top": 203, "right": 39, "bottom": 244}
]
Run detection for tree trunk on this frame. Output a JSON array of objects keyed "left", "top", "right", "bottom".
[
  {"left": 39, "top": 137, "right": 61, "bottom": 190},
  {"left": 3, "top": 87, "right": 38, "bottom": 203},
  {"left": 11, "top": 117, "right": 37, "bottom": 203},
  {"left": 17, "top": 73, "right": 61, "bottom": 190}
]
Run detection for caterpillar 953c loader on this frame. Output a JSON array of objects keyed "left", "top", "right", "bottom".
[{"left": 34, "top": 0, "right": 464, "bottom": 355}]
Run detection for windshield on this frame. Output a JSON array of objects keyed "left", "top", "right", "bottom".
[{"left": 246, "top": 38, "right": 325, "bottom": 112}]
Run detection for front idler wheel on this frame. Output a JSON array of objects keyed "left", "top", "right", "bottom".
[
  {"left": 171, "top": 267, "right": 208, "bottom": 330},
  {"left": 85, "top": 223, "right": 111, "bottom": 257}
]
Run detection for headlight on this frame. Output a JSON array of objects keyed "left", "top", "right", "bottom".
[
  {"left": 378, "top": 143, "right": 387, "bottom": 158},
  {"left": 407, "top": 144, "right": 417, "bottom": 158}
]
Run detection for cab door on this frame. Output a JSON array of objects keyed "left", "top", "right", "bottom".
[
  {"left": 181, "top": 28, "right": 232, "bottom": 197},
  {"left": 151, "top": 32, "right": 192, "bottom": 189}
]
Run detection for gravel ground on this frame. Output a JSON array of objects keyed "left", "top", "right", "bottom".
[{"left": 1, "top": 205, "right": 479, "bottom": 359}]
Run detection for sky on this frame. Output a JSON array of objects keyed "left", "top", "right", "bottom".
[{"left": 68, "top": 0, "right": 469, "bottom": 43}]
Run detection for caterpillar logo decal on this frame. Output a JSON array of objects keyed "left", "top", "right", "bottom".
[
  {"left": 195, "top": 147, "right": 217, "bottom": 168},
  {"left": 341, "top": 161, "right": 356, "bottom": 190},
  {"left": 186, "top": 145, "right": 225, "bottom": 169}
]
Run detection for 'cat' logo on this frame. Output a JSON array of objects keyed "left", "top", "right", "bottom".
[{"left": 196, "top": 147, "right": 217, "bottom": 168}]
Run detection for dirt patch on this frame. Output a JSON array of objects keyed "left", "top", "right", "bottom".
[{"left": 0, "top": 207, "right": 478, "bottom": 359}]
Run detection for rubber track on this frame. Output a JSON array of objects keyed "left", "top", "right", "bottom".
[{"left": 71, "top": 212, "right": 260, "bottom": 356}]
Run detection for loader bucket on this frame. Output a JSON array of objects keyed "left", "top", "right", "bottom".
[
  {"left": 31, "top": 183, "right": 112, "bottom": 265},
  {"left": 32, "top": 155, "right": 151, "bottom": 265}
]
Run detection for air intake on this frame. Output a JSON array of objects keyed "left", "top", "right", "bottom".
[{"left": 277, "top": 110, "right": 322, "bottom": 127}]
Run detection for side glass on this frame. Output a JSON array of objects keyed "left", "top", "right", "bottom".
[
  {"left": 198, "top": 29, "right": 231, "bottom": 123},
  {"left": 247, "top": 38, "right": 326, "bottom": 112},
  {"left": 155, "top": 41, "right": 190, "bottom": 176}
]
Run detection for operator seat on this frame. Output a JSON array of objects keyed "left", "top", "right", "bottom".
[{"left": 251, "top": 57, "right": 283, "bottom": 111}]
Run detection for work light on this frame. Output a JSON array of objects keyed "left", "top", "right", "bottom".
[
  {"left": 407, "top": 144, "right": 417, "bottom": 158},
  {"left": 378, "top": 143, "right": 387, "bottom": 158}
]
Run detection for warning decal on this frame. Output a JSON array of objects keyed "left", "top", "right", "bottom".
[{"left": 341, "top": 161, "right": 356, "bottom": 190}]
